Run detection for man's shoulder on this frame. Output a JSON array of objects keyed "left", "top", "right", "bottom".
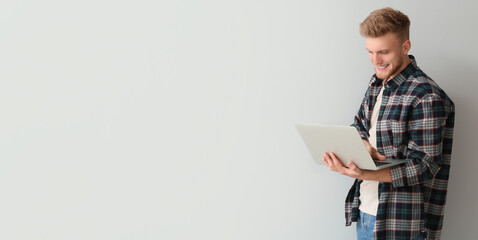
[
  {"left": 403, "top": 70, "right": 445, "bottom": 95},
  {"left": 401, "top": 71, "right": 454, "bottom": 108}
]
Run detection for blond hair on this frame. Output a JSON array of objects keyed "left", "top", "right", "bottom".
[{"left": 360, "top": 8, "right": 410, "bottom": 42}]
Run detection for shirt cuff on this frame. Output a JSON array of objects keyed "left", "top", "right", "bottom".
[{"left": 390, "top": 161, "right": 420, "bottom": 188}]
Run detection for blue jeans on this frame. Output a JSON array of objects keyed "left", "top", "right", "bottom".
[
  {"left": 356, "top": 211, "right": 376, "bottom": 240},
  {"left": 356, "top": 211, "right": 427, "bottom": 240}
]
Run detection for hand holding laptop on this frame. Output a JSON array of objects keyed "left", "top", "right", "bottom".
[
  {"left": 322, "top": 152, "right": 364, "bottom": 178},
  {"left": 361, "top": 139, "right": 386, "bottom": 161},
  {"left": 322, "top": 140, "right": 387, "bottom": 180},
  {"left": 295, "top": 124, "right": 406, "bottom": 171}
]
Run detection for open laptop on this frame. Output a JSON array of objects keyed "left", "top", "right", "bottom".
[{"left": 295, "top": 123, "right": 406, "bottom": 170}]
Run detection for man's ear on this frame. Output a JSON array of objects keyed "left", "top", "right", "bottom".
[{"left": 402, "top": 40, "right": 411, "bottom": 55}]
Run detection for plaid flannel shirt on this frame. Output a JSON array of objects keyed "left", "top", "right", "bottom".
[{"left": 346, "top": 56, "right": 455, "bottom": 240}]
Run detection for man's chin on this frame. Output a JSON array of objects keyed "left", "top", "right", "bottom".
[{"left": 375, "top": 73, "right": 390, "bottom": 80}]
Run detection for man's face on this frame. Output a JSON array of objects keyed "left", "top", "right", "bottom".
[{"left": 366, "top": 32, "right": 411, "bottom": 81}]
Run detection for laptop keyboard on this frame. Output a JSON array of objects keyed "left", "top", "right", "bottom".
[{"left": 374, "top": 161, "right": 390, "bottom": 166}]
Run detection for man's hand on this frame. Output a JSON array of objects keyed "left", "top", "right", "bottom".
[
  {"left": 322, "top": 140, "right": 392, "bottom": 182},
  {"left": 362, "top": 139, "right": 386, "bottom": 161},
  {"left": 323, "top": 152, "right": 363, "bottom": 178}
]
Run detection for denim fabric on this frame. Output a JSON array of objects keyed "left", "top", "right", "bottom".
[
  {"left": 356, "top": 211, "right": 376, "bottom": 240},
  {"left": 357, "top": 211, "right": 427, "bottom": 240}
]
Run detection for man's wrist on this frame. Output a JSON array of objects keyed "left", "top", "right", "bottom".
[{"left": 361, "top": 168, "right": 392, "bottom": 182}]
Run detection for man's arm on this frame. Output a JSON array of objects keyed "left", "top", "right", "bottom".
[
  {"left": 351, "top": 91, "right": 371, "bottom": 140},
  {"left": 323, "top": 152, "right": 392, "bottom": 182},
  {"left": 388, "top": 94, "right": 451, "bottom": 188},
  {"left": 324, "top": 94, "right": 452, "bottom": 186},
  {"left": 322, "top": 138, "right": 391, "bottom": 182}
]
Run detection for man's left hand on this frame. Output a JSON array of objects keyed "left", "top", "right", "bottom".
[
  {"left": 322, "top": 152, "right": 392, "bottom": 182},
  {"left": 323, "top": 152, "right": 363, "bottom": 179}
]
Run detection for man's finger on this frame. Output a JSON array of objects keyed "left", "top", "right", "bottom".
[
  {"left": 330, "top": 152, "right": 345, "bottom": 167},
  {"left": 323, "top": 153, "right": 332, "bottom": 167},
  {"left": 347, "top": 162, "right": 361, "bottom": 175},
  {"left": 372, "top": 150, "right": 386, "bottom": 160}
]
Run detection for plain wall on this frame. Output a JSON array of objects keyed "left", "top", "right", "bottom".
[{"left": 1, "top": 0, "right": 477, "bottom": 239}]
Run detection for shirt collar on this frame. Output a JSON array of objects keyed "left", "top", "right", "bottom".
[{"left": 370, "top": 55, "right": 419, "bottom": 90}]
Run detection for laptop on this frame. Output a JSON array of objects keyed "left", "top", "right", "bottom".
[{"left": 295, "top": 123, "right": 406, "bottom": 170}]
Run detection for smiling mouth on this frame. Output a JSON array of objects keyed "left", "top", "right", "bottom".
[{"left": 377, "top": 65, "right": 389, "bottom": 71}]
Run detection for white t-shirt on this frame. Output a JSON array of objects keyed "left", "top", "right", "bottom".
[{"left": 359, "top": 86, "right": 384, "bottom": 216}]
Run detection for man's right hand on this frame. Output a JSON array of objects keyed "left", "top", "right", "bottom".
[{"left": 362, "top": 139, "right": 386, "bottom": 161}]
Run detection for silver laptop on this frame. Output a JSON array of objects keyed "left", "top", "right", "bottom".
[{"left": 295, "top": 123, "right": 406, "bottom": 170}]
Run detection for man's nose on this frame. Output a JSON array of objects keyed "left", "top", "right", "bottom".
[{"left": 371, "top": 54, "right": 381, "bottom": 64}]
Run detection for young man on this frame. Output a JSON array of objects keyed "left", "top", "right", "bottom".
[{"left": 322, "top": 8, "right": 455, "bottom": 240}]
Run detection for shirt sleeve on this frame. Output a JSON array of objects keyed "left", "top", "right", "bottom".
[
  {"left": 390, "top": 93, "right": 449, "bottom": 188},
  {"left": 351, "top": 93, "right": 370, "bottom": 140}
]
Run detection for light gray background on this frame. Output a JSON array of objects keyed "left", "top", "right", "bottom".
[{"left": 1, "top": 0, "right": 477, "bottom": 239}]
